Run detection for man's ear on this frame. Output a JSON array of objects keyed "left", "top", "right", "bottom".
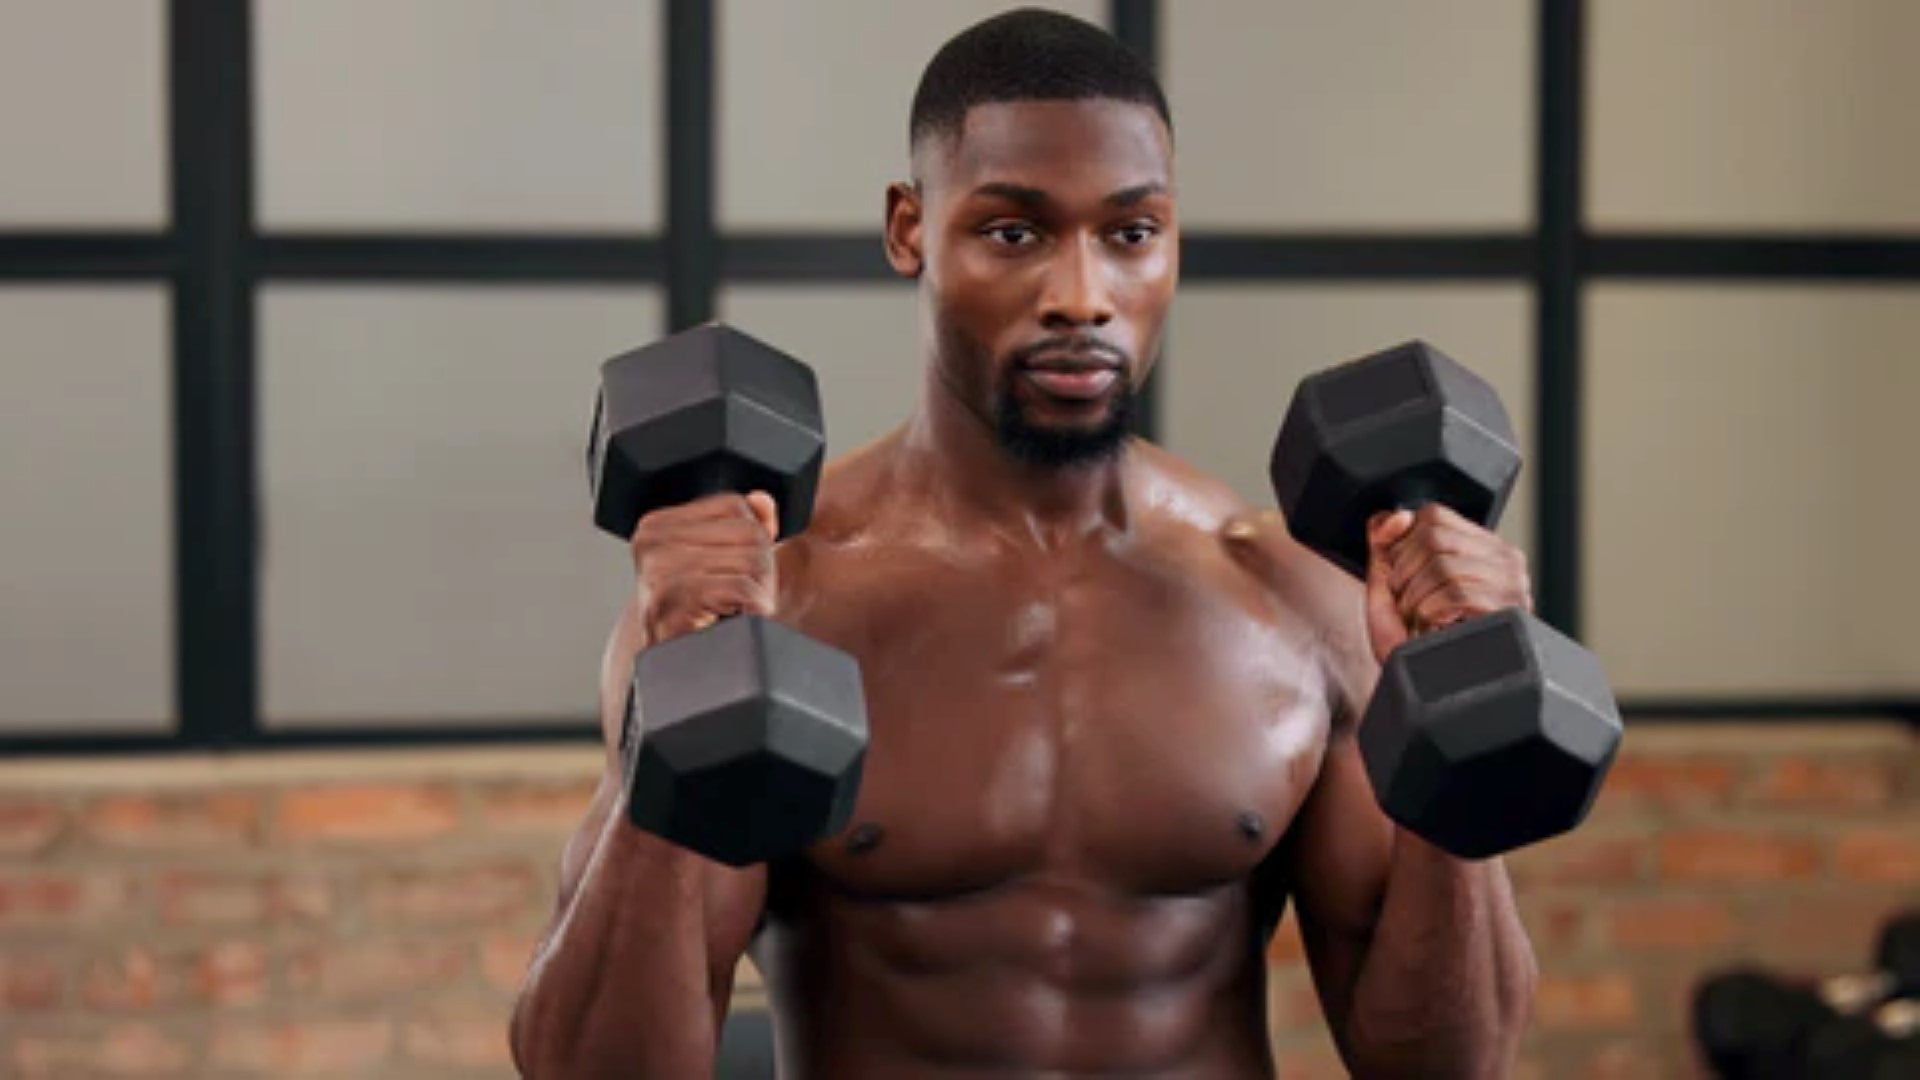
[{"left": 884, "top": 181, "right": 924, "bottom": 279}]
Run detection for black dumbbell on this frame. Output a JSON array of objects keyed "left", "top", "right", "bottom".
[
  {"left": 1270, "top": 340, "right": 1623, "bottom": 858},
  {"left": 588, "top": 323, "right": 868, "bottom": 867},
  {"left": 1693, "top": 911, "right": 1920, "bottom": 1079},
  {"left": 1798, "top": 998, "right": 1920, "bottom": 1080}
]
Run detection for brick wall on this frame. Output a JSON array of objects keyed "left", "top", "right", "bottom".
[{"left": 0, "top": 723, "right": 1912, "bottom": 1079}]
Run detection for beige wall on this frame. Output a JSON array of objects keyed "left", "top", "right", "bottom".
[{"left": 4, "top": 3, "right": 1919, "bottom": 715}]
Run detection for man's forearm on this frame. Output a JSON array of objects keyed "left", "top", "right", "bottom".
[
  {"left": 1339, "top": 830, "right": 1538, "bottom": 1079},
  {"left": 511, "top": 817, "right": 724, "bottom": 1079}
]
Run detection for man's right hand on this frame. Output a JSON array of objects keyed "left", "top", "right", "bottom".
[{"left": 630, "top": 491, "right": 781, "bottom": 644}]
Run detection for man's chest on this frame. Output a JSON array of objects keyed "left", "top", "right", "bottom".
[{"left": 783, "top": 539, "right": 1336, "bottom": 900}]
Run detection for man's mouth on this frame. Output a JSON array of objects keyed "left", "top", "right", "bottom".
[{"left": 1022, "top": 362, "right": 1120, "bottom": 399}]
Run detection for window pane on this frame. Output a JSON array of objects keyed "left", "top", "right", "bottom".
[
  {"left": 1585, "top": 286, "right": 1920, "bottom": 696},
  {"left": 256, "top": 0, "right": 661, "bottom": 231},
  {"left": 718, "top": 1, "right": 1105, "bottom": 230},
  {"left": 718, "top": 285, "right": 921, "bottom": 459},
  {"left": 1166, "top": 1, "right": 1532, "bottom": 230},
  {"left": 1591, "top": 0, "right": 1920, "bottom": 230},
  {"left": 1164, "top": 286, "right": 1536, "bottom": 561},
  {"left": 0, "top": 1, "right": 165, "bottom": 226},
  {"left": 0, "top": 287, "right": 172, "bottom": 731},
  {"left": 259, "top": 288, "right": 660, "bottom": 727}
]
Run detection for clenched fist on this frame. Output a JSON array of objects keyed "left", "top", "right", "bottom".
[
  {"left": 629, "top": 490, "right": 781, "bottom": 645},
  {"left": 1364, "top": 503, "right": 1533, "bottom": 666}
]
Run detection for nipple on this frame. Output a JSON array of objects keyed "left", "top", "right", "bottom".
[{"left": 1236, "top": 811, "right": 1267, "bottom": 843}]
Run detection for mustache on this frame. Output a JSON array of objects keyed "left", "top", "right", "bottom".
[{"left": 1008, "top": 335, "right": 1130, "bottom": 369}]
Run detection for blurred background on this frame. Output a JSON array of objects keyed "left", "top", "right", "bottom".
[{"left": 0, "top": 1, "right": 1915, "bottom": 1077}]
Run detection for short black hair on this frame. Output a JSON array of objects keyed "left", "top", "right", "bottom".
[{"left": 908, "top": 7, "right": 1171, "bottom": 155}]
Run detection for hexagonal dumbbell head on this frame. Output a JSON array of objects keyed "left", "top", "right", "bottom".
[
  {"left": 1358, "top": 609, "right": 1622, "bottom": 859},
  {"left": 589, "top": 323, "right": 825, "bottom": 542},
  {"left": 1271, "top": 340, "right": 1522, "bottom": 575},
  {"left": 627, "top": 614, "right": 869, "bottom": 868}
]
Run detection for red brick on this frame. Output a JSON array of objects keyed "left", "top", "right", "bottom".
[
  {"left": 277, "top": 784, "right": 460, "bottom": 844},
  {"left": 477, "top": 780, "right": 597, "bottom": 833},
  {"left": 210, "top": 1018, "right": 393, "bottom": 1074},
  {"left": 366, "top": 861, "right": 538, "bottom": 926},
  {"left": 80, "top": 941, "right": 266, "bottom": 1011},
  {"left": 81, "top": 948, "right": 166, "bottom": 1011},
  {"left": 195, "top": 941, "right": 269, "bottom": 1008},
  {"left": 83, "top": 792, "right": 259, "bottom": 850},
  {"left": 482, "top": 931, "right": 540, "bottom": 994},
  {"left": 403, "top": 1012, "right": 514, "bottom": 1069},
  {"left": 156, "top": 872, "right": 330, "bottom": 927},
  {"left": 0, "top": 955, "right": 63, "bottom": 1010},
  {"left": 0, "top": 799, "right": 66, "bottom": 857},
  {"left": 1748, "top": 757, "right": 1898, "bottom": 810},
  {"left": 1522, "top": 897, "right": 1590, "bottom": 957},
  {"left": 1608, "top": 898, "right": 1736, "bottom": 952},
  {"left": 1656, "top": 830, "right": 1822, "bottom": 882},
  {"left": 1745, "top": 893, "right": 1916, "bottom": 964},
  {"left": 1535, "top": 973, "right": 1639, "bottom": 1031},
  {"left": 11, "top": 1023, "right": 193, "bottom": 1077},
  {"left": 288, "top": 939, "right": 470, "bottom": 1002},
  {"left": 1835, "top": 826, "right": 1920, "bottom": 883},
  {"left": 0, "top": 872, "right": 134, "bottom": 928},
  {"left": 1508, "top": 835, "right": 1645, "bottom": 887},
  {"left": 1594, "top": 756, "right": 1739, "bottom": 813}
]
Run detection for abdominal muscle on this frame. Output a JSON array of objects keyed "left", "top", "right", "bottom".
[{"left": 751, "top": 870, "right": 1281, "bottom": 1079}]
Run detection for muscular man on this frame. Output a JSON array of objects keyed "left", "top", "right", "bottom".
[{"left": 512, "top": 10, "right": 1537, "bottom": 1078}]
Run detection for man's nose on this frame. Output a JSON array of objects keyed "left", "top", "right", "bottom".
[{"left": 1039, "top": 236, "right": 1115, "bottom": 329}]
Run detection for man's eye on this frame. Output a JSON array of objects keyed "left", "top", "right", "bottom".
[
  {"left": 983, "top": 224, "right": 1039, "bottom": 247},
  {"left": 1112, "top": 223, "right": 1159, "bottom": 246}
]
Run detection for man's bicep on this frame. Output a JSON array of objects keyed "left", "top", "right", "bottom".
[{"left": 1284, "top": 730, "right": 1396, "bottom": 1044}]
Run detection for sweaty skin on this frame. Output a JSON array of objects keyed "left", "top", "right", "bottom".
[{"left": 511, "top": 99, "right": 1537, "bottom": 1079}]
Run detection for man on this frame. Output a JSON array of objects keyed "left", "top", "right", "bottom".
[{"left": 512, "top": 9, "right": 1538, "bottom": 1077}]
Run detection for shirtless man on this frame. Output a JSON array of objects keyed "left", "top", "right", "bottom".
[{"left": 511, "top": 10, "right": 1538, "bottom": 1078}]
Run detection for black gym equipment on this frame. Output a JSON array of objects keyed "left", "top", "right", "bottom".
[
  {"left": 1693, "top": 911, "right": 1920, "bottom": 1079},
  {"left": 1797, "top": 999, "right": 1920, "bottom": 1080},
  {"left": 589, "top": 323, "right": 869, "bottom": 867},
  {"left": 1271, "top": 340, "right": 1623, "bottom": 858}
]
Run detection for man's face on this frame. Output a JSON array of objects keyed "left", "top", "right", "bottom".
[{"left": 888, "top": 98, "right": 1178, "bottom": 468}]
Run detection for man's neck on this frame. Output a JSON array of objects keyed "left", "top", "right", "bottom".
[{"left": 899, "top": 366, "right": 1132, "bottom": 552}]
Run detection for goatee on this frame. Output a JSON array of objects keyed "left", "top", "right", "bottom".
[{"left": 992, "top": 375, "right": 1135, "bottom": 469}]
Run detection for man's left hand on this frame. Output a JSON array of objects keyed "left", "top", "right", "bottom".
[{"left": 1364, "top": 504, "right": 1533, "bottom": 665}]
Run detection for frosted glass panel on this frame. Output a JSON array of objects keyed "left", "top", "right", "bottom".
[
  {"left": 1167, "top": 1, "right": 1531, "bottom": 229},
  {"left": 257, "top": 0, "right": 661, "bottom": 230},
  {"left": 0, "top": 1, "right": 165, "bottom": 226},
  {"left": 1586, "top": 286, "right": 1920, "bottom": 696},
  {"left": 259, "top": 288, "right": 660, "bottom": 726},
  {"left": 1164, "top": 286, "right": 1535, "bottom": 561},
  {"left": 719, "top": 285, "right": 922, "bottom": 460},
  {"left": 1591, "top": 0, "right": 1920, "bottom": 229},
  {"left": 0, "top": 288, "right": 172, "bottom": 731},
  {"left": 719, "top": 1, "right": 1105, "bottom": 229}
]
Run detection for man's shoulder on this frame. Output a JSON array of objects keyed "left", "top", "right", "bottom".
[
  {"left": 1130, "top": 441, "right": 1364, "bottom": 615},
  {"left": 1127, "top": 439, "right": 1260, "bottom": 537}
]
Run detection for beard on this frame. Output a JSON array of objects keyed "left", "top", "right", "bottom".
[{"left": 992, "top": 367, "right": 1135, "bottom": 469}]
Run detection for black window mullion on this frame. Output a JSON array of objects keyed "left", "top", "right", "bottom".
[
  {"left": 170, "top": 0, "right": 258, "bottom": 748},
  {"left": 666, "top": 0, "right": 718, "bottom": 331},
  {"left": 1535, "top": 0, "right": 1584, "bottom": 637},
  {"left": 1111, "top": 0, "right": 1159, "bottom": 441}
]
